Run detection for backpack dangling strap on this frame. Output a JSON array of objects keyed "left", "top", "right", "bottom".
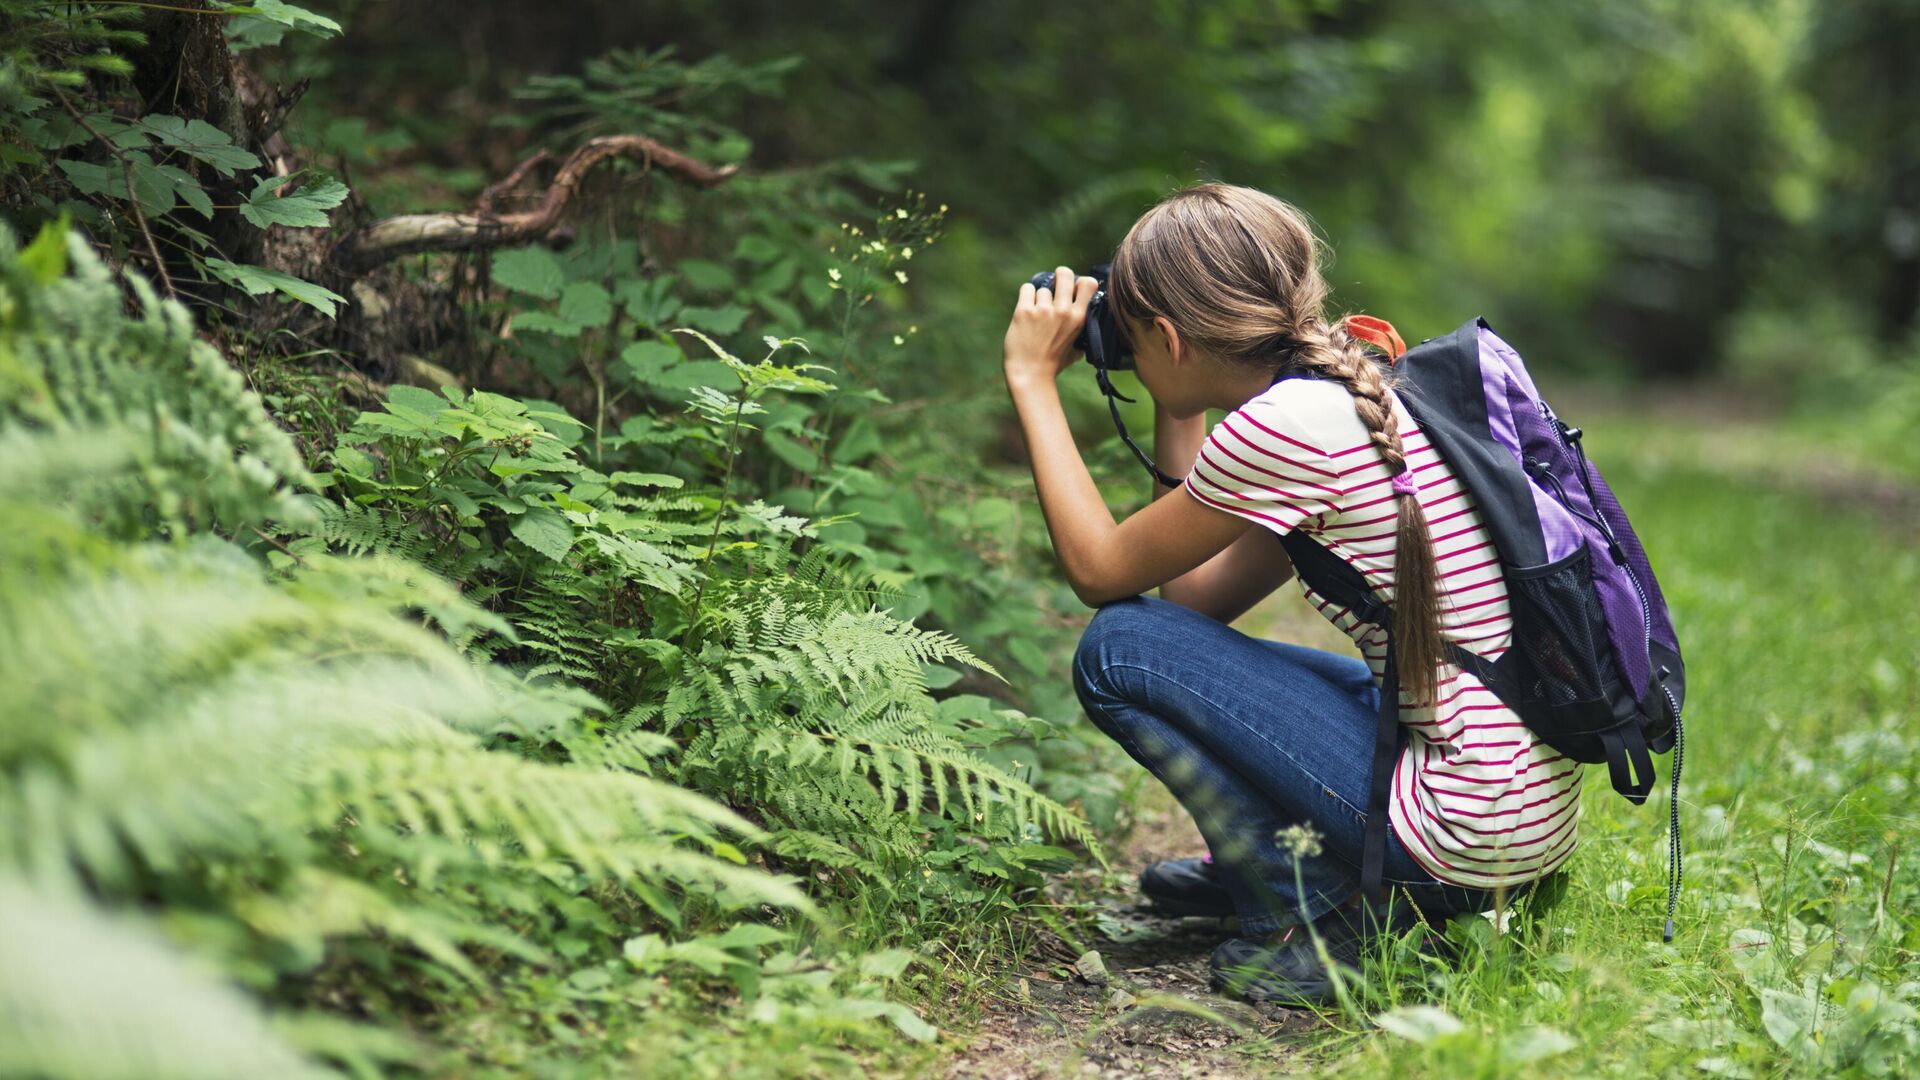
[
  {"left": 1599, "top": 725, "right": 1656, "bottom": 805},
  {"left": 1360, "top": 637, "right": 1402, "bottom": 904}
]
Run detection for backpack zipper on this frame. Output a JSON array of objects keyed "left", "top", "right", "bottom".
[{"left": 1538, "top": 399, "right": 1654, "bottom": 659}]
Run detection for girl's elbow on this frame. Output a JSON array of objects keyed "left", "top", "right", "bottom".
[{"left": 1066, "top": 567, "right": 1133, "bottom": 608}]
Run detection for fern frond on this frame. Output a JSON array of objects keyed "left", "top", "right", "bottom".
[{"left": 0, "top": 877, "right": 334, "bottom": 1080}]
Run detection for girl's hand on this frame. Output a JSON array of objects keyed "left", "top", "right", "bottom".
[{"left": 1003, "top": 266, "right": 1100, "bottom": 390}]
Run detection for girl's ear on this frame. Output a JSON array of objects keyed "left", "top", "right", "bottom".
[{"left": 1154, "top": 315, "right": 1184, "bottom": 367}]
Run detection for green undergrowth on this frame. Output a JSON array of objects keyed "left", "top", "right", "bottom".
[{"left": 0, "top": 202, "right": 1104, "bottom": 1075}]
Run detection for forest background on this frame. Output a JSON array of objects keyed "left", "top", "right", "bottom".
[{"left": 2, "top": 1, "right": 1917, "bottom": 1077}]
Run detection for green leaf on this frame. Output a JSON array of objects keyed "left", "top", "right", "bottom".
[
  {"left": 763, "top": 430, "right": 819, "bottom": 472},
  {"left": 56, "top": 158, "right": 127, "bottom": 200},
  {"left": 713, "top": 924, "right": 785, "bottom": 950},
  {"left": 215, "top": 0, "right": 342, "bottom": 37},
  {"left": 202, "top": 258, "right": 348, "bottom": 317},
  {"left": 731, "top": 234, "right": 782, "bottom": 263},
  {"left": 18, "top": 218, "right": 70, "bottom": 282},
  {"left": 677, "top": 258, "right": 734, "bottom": 291},
  {"left": 509, "top": 506, "right": 575, "bottom": 563},
  {"left": 620, "top": 340, "right": 683, "bottom": 382},
  {"left": 557, "top": 282, "right": 613, "bottom": 328},
  {"left": 607, "top": 472, "right": 685, "bottom": 490},
  {"left": 1375, "top": 1005, "right": 1464, "bottom": 1043},
  {"left": 493, "top": 247, "right": 565, "bottom": 300},
  {"left": 128, "top": 160, "right": 176, "bottom": 218},
  {"left": 1500, "top": 1026, "right": 1578, "bottom": 1065},
  {"left": 616, "top": 274, "right": 680, "bottom": 326},
  {"left": 240, "top": 172, "right": 348, "bottom": 229},
  {"left": 681, "top": 304, "right": 750, "bottom": 335},
  {"left": 874, "top": 1002, "right": 938, "bottom": 1043},
  {"left": 511, "top": 311, "right": 583, "bottom": 338},
  {"left": 386, "top": 385, "right": 451, "bottom": 417},
  {"left": 138, "top": 115, "right": 261, "bottom": 176},
  {"left": 1760, "top": 989, "right": 1818, "bottom": 1053}
]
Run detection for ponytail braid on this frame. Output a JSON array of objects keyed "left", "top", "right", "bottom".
[
  {"left": 1105, "top": 181, "right": 1447, "bottom": 701},
  {"left": 1286, "top": 319, "right": 1446, "bottom": 706}
]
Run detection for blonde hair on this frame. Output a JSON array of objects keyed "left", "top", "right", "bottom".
[{"left": 1108, "top": 181, "right": 1445, "bottom": 703}]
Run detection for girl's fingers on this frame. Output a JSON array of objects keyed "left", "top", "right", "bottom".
[
  {"left": 1052, "top": 266, "right": 1075, "bottom": 310},
  {"left": 1035, "top": 285, "right": 1053, "bottom": 306},
  {"left": 1018, "top": 281, "right": 1036, "bottom": 308}
]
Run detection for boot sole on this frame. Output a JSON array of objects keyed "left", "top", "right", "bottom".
[
  {"left": 1208, "top": 968, "right": 1337, "bottom": 1006},
  {"left": 1141, "top": 892, "right": 1237, "bottom": 919}
]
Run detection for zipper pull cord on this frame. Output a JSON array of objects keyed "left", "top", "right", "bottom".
[{"left": 1664, "top": 708, "right": 1685, "bottom": 942}]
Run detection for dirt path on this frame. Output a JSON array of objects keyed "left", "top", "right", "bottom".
[
  {"left": 943, "top": 596, "right": 1351, "bottom": 1079},
  {"left": 940, "top": 789, "right": 1320, "bottom": 1080}
]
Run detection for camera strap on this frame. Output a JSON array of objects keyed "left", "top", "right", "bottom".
[{"left": 1097, "top": 367, "right": 1184, "bottom": 489}]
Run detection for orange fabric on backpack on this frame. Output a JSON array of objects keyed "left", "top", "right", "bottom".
[{"left": 1340, "top": 314, "right": 1406, "bottom": 362}]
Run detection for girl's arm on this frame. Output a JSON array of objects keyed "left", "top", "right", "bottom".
[
  {"left": 1150, "top": 400, "right": 1296, "bottom": 623},
  {"left": 1003, "top": 268, "right": 1256, "bottom": 608}
]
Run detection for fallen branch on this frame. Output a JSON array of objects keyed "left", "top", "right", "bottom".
[{"left": 330, "top": 135, "right": 738, "bottom": 271}]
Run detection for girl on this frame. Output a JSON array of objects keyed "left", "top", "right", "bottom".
[{"left": 999, "top": 182, "right": 1571, "bottom": 1004}]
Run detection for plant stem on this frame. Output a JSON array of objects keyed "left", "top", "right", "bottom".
[
  {"left": 50, "top": 85, "right": 177, "bottom": 301},
  {"left": 682, "top": 388, "right": 750, "bottom": 645}
]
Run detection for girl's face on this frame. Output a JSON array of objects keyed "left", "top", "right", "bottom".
[{"left": 1123, "top": 313, "right": 1210, "bottom": 419}]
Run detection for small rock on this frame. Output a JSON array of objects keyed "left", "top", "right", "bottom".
[
  {"left": 1105, "top": 986, "right": 1137, "bottom": 1012},
  {"left": 1074, "top": 949, "right": 1109, "bottom": 985}
]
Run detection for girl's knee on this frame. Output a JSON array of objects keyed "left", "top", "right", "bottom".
[{"left": 1071, "top": 595, "right": 1163, "bottom": 694}]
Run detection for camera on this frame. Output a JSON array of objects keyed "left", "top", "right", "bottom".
[
  {"left": 1026, "top": 262, "right": 1180, "bottom": 487},
  {"left": 1027, "top": 263, "right": 1133, "bottom": 371}
]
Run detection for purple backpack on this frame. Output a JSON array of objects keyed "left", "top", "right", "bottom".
[{"left": 1277, "top": 317, "right": 1689, "bottom": 939}]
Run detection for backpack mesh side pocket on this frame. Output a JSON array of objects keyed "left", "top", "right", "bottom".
[{"left": 1505, "top": 545, "right": 1610, "bottom": 711}]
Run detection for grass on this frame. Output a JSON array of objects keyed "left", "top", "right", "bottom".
[{"left": 1216, "top": 417, "right": 1920, "bottom": 1077}]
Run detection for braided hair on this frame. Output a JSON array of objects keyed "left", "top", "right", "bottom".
[{"left": 1107, "top": 182, "right": 1446, "bottom": 704}]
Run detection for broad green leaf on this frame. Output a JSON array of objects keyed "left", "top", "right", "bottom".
[
  {"left": 138, "top": 115, "right": 261, "bottom": 176},
  {"left": 128, "top": 159, "right": 176, "bottom": 218},
  {"left": 56, "top": 158, "right": 127, "bottom": 200},
  {"left": 386, "top": 385, "right": 451, "bottom": 417},
  {"left": 509, "top": 506, "right": 575, "bottom": 563},
  {"left": 620, "top": 340, "right": 683, "bottom": 382},
  {"left": 241, "top": 173, "right": 348, "bottom": 229},
  {"left": 203, "top": 258, "right": 347, "bottom": 317},
  {"left": 648, "top": 360, "right": 737, "bottom": 394},
  {"left": 1500, "top": 1026, "right": 1578, "bottom": 1065},
  {"left": 511, "top": 311, "right": 583, "bottom": 338},
  {"left": 18, "top": 218, "right": 70, "bottom": 282},
  {"left": 607, "top": 472, "right": 685, "bottom": 490},
  {"left": 557, "top": 282, "right": 613, "bottom": 327},
  {"left": 215, "top": 0, "right": 342, "bottom": 36},
  {"left": 713, "top": 924, "right": 785, "bottom": 950},
  {"left": 616, "top": 274, "right": 680, "bottom": 326},
  {"left": 493, "top": 246, "right": 565, "bottom": 300},
  {"left": 731, "top": 234, "right": 782, "bottom": 263},
  {"left": 676, "top": 258, "right": 734, "bottom": 291},
  {"left": 1760, "top": 989, "right": 1818, "bottom": 1053},
  {"left": 680, "top": 304, "right": 750, "bottom": 335},
  {"left": 763, "top": 430, "right": 819, "bottom": 472},
  {"left": 1375, "top": 1005, "right": 1464, "bottom": 1043}
]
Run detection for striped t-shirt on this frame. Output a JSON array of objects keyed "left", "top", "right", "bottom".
[{"left": 1183, "top": 377, "right": 1581, "bottom": 890}]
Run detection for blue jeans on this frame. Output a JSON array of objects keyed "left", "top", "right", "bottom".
[{"left": 1072, "top": 594, "right": 1517, "bottom": 937}]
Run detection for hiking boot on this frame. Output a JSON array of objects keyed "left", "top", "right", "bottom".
[
  {"left": 1209, "top": 905, "right": 1450, "bottom": 1005},
  {"left": 1138, "top": 856, "right": 1235, "bottom": 918},
  {"left": 1208, "top": 913, "right": 1367, "bottom": 1005}
]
